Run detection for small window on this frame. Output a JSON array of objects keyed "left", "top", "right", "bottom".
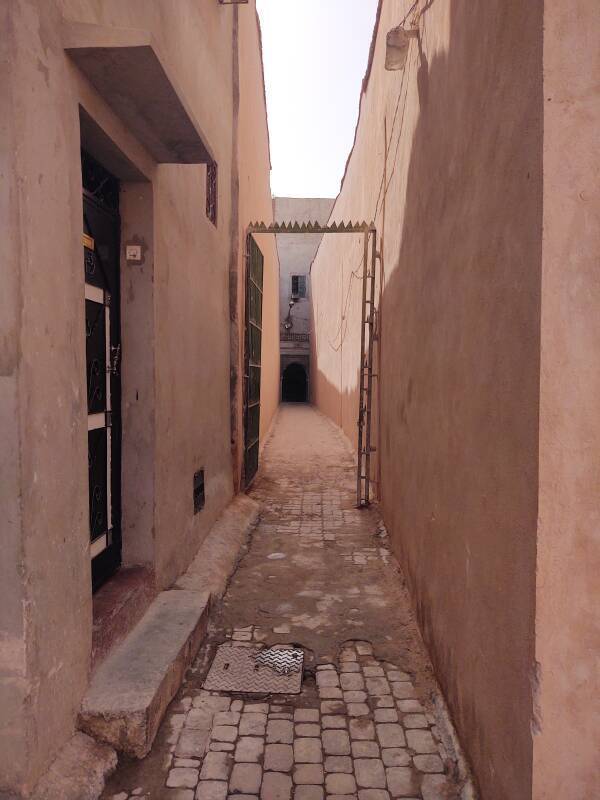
[
  {"left": 291, "top": 275, "right": 307, "bottom": 299},
  {"left": 193, "top": 469, "right": 205, "bottom": 514},
  {"left": 206, "top": 161, "right": 218, "bottom": 225}
]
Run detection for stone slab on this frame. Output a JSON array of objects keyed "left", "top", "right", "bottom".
[{"left": 79, "top": 590, "right": 210, "bottom": 757}]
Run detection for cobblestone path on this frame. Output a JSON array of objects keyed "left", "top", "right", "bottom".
[{"left": 102, "top": 405, "right": 469, "bottom": 800}]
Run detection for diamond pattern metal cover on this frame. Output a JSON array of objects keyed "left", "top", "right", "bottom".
[{"left": 203, "top": 644, "right": 304, "bottom": 694}]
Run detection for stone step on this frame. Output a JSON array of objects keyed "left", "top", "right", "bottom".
[{"left": 79, "top": 589, "right": 210, "bottom": 758}]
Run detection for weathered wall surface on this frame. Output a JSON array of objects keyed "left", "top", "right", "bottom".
[
  {"left": 237, "top": 4, "right": 280, "bottom": 466},
  {"left": 311, "top": 2, "right": 543, "bottom": 798},
  {"left": 0, "top": 1, "right": 277, "bottom": 794},
  {"left": 534, "top": 2, "right": 600, "bottom": 796}
]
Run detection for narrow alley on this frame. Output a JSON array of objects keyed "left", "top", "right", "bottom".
[{"left": 101, "top": 405, "right": 467, "bottom": 800}]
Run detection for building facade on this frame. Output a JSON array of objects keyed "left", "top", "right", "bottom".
[
  {"left": 274, "top": 197, "right": 334, "bottom": 402},
  {"left": 310, "top": 1, "right": 600, "bottom": 799},
  {"left": 0, "top": 1, "right": 278, "bottom": 795}
]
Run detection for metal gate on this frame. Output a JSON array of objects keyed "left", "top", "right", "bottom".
[
  {"left": 82, "top": 151, "right": 122, "bottom": 591},
  {"left": 243, "top": 235, "right": 264, "bottom": 487}
]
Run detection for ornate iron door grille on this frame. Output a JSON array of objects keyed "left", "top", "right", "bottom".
[
  {"left": 243, "top": 235, "right": 264, "bottom": 487},
  {"left": 82, "top": 150, "right": 122, "bottom": 591}
]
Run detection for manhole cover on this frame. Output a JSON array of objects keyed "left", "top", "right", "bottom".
[{"left": 203, "top": 644, "right": 304, "bottom": 694}]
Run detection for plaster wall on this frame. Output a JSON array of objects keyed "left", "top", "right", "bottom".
[
  {"left": 310, "top": 2, "right": 542, "bottom": 798},
  {"left": 236, "top": 4, "right": 280, "bottom": 472},
  {"left": 0, "top": 1, "right": 275, "bottom": 793},
  {"left": 534, "top": 2, "right": 600, "bottom": 796},
  {"left": 274, "top": 197, "right": 334, "bottom": 364}
]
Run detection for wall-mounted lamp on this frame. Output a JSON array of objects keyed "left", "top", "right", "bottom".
[{"left": 385, "top": 25, "right": 419, "bottom": 71}]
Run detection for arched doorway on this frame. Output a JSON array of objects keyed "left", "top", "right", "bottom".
[{"left": 282, "top": 363, "right": 308, "bottom": 403}]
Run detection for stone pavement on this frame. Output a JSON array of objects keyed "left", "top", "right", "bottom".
[{"left": 101, "top": 405, "right": 471, "bottom": 800}]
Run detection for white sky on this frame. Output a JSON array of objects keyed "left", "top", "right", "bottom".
[{"left": 256, "top": 0, "right": 379, "bottom": 199}]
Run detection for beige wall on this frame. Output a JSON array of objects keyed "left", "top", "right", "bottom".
[
  {"left": 534, "top": 1, "right": 600, "bottom": 797},
  {"left": 311, "top": 2, "right": 543, "bottom": 798},
  {"left": 236, "top": 5, "right": 280, "bottom": 472},
  {"left": 0, "top": 1, "right": 277, "bottom": 794}
]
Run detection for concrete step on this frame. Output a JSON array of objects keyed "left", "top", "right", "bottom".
[{"left": 79, "top": 589, "right": 210, "bottom": 758}]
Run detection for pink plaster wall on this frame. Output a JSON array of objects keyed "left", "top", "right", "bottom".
[{"left": 534, "top": 1, "right": 600, "bottom": 796}]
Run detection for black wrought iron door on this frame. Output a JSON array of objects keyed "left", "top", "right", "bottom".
[
  {"left": 243, "top": 236, "right": 264, "bottom": 487},
  {"left": 82, "top": 151, "right": 122, "bottom": 591}
]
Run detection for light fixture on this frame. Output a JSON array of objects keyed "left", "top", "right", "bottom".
[{"left": 385, "top": 25, "right": 419, "bottom": 71}]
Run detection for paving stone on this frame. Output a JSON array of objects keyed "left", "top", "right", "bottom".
[
  {"left": 374, "top": 697, "right": 395, "bottom": 709},
  {"left": 214, "top": 712, "right": 241, "bottom": 727},
  {"left": 405, "top": 730, "right": 436, "bottom": 754},
  {"left": 386, "top": 672, "right": 411, "bottom": 683},
  {"left": 295, "top": 709, "right": 320, "bottom": 723},
  {"left": 363, "top": 667, "right": 385, "bottom": 677},
  {"left": 322, "top": 716, "right": 346, "bottom": 729},
  {"left": 324, "top": 756, "right": 353, "bottom": 774},
  {"left": 340, "top": 673, "right": 364, "bottom": 691},
  {"left": 339, "top": 662, "right": 361, "bottom": 673},
  {"left": 176, "top": 758, "right": 202, "bottom": 768},
  {"left": 294, "top": 738, "right": 323, "bottom": 763},
  {"left": 349, "top": 719, "right": 375, "bottom": 741},
  {"left": 230, "top": 764, "right": 263, "bottom": 794},
  {"left": 187, "top": 709, "right": 214, "bottom": 730},
  {"left": 412, "top": 754, "right": 443, "bottom": 773},
  {"left": 376, "top": 725, "right": 405, "bottom": 749},
  {"left": 267, "top": 720, "right": 294, "bottom": 744},
  {"left": 395, "top": 700, "right": 423, "bottom": 714},
  {"left": 402, "top": 714, "right": 428, "bottom": 729},
  {"left": 261, "top": 771, "right": 292, "bottom": 800},
  {"left": 235, "top": 737, "right": 265, "bottom": 763},
  {"left": 351, "top": 741, "right": 379, "bottom": 758},
  {"left": 200, "top": 752, "right": 232, "bottom": 781},
  {"left": 322, "top": 730, "right": 351, "bottom": 756},
  {"left": 321, "top": 701, "right": 346, "bottom": 715},
  {"left": 231, "top": 700, "right": 245, "bottom": 712},
  {"left": 240, "top": 714, "right": 268, "bottom": 736},
  {"left": 381, "top": 749, "right": 410, "bottom": 767},
  {"left": 374, "top": 709, "right": 398, "bottom": 723},
  {"left": 317, "top": 664, "right": 336, "bottom": 671},
  {"left": 270, "top": 714, "right": 294, "bottom": 720},
  {"left": 355, "top": 643, "right": 373, "bottom": 656},
  {"left": 167, "top": 791, "right": 195, "bottom": 800},
  {"left": 421, "top": 774, "right": 451, "bottom": 800},
  {"left": 316, "top": 671, "right": 340, "bottom": 688},
  {"left": 358, "top": 789, "right": 390, "bottom": 800},
  {"left": 325, "top": 773, "right": 357, "bottom": 794},
  {"left": 167, "top": 767, "right": 199, "bottom": 788},
  {"left": 195, "top": 781, "right": 228, "bottom": 800},
  {"left": 354, "top": 759, "right": 386, "bottom": 789},
  {"left": 227, "top": 796, "right": 257, "bottom": 800},
  {"left": 212, "top": 726, "right": 238, "bottom": 743},
  {"left": 210, "top": 742, "right": 235, "bottom": 752},
  {"left": 390, "top": 684, "right": 415, "bottom": 701},
  {"left": 264, "top": 744, "right": 294, "bottom": 772},
  {"left": 326, "top": 795, "right": 357, "bottom": 800},
  {"left": 343, "top": 691, "right": 367, "bottom": 703},
  {"left": 319, "top": 687, "right": 344, "bottom": 700},
  {"left": 293, "top": 764, "right": 325, "bottom": 784},
  {"left": 194, "top": 695, "right": 231, "bottom": 711},
  {"left": 246, "top": 704, "right": 269, "bottom": 714},
  {"left": 339, "top": 651, "right": 357, "bottom": 662},
  {"left": 294, "top": 786, "right": 324, "bottom": 800},
  {"left": 177, "top": 729, "right": 210, "bottom": 758},
  {"left": 365, "top": 679, "right": 390, "bottom": 697},
  {"left": 296, "top": 723, "right": 321, "bottom": 737},
  {"left": 385, "top": 767, "right": 419, "bottom": 798},
  {"left": 346, "top": 703, "right": 370, "bottom": 717}
]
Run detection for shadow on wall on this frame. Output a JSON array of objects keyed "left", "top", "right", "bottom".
[{"left": 312, "top": 3, "right": 543, "bottom": 799}]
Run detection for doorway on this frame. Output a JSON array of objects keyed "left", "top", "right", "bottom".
[
  {"left": 282, "top": 363, "right": 308, "bottom": 403},
  {"left": 82, "top": 150, "right": 122, "bottom": 592},
  {"left": 243, "top": 235, "right": 264, "bottom": 488}
]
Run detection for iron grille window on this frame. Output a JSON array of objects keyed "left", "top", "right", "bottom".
[
  {"left": 291, "top": 275, "right": 307, "bottom": 299},
  {"left": 206, "top": 161, "right": 218, "bottom": 225}
]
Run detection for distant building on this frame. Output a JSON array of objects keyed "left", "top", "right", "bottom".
[{"left": 274, "top": 197, "right": 334, "bottom": 402}]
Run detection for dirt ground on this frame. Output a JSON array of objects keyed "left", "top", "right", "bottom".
[{"left": 101, "top": 405, "right": 471, "bottom": 800}]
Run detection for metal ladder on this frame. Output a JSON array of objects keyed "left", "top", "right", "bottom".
[{"left": 357, "top": 228, "right": 378, "bottom": 507}]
